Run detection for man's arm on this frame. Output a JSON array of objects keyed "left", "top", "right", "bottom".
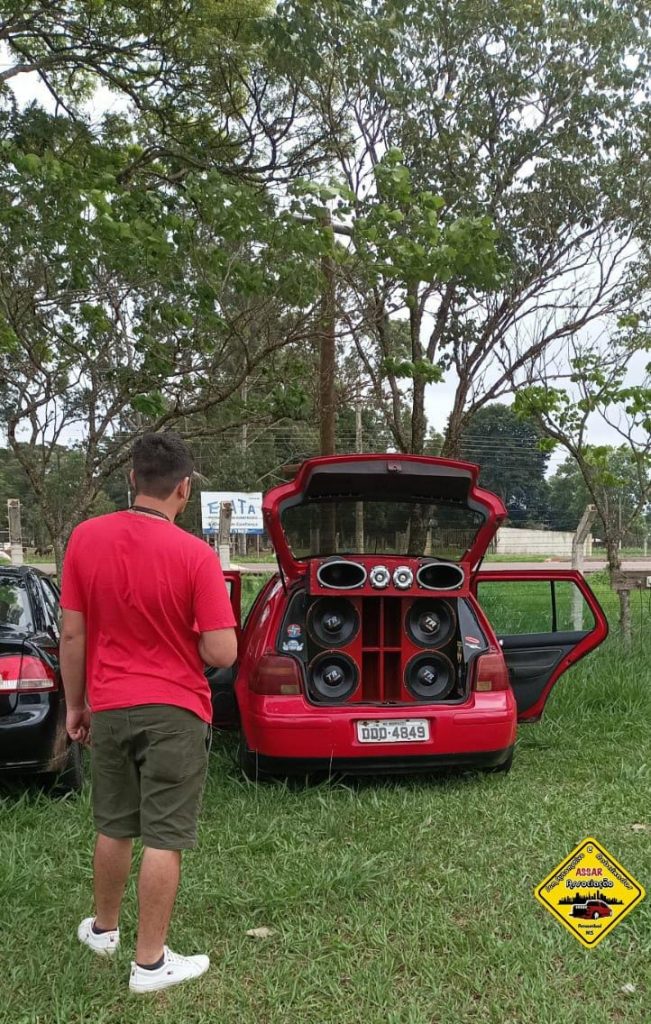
[
  {"left": 60, "top": 608, "right": 91, "bottom": 743},
  {"left": 199, "top": 628, "right": 237, "bottom": 669}
]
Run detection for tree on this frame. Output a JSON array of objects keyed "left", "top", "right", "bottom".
[
  {"left": 273, "top": 0, "right": 651, "bottom": 454},
  {"left": 0, "top": 3, "right": 335, "bottom": 564},
  {"left": 546, "top": 454, "right": 650, "bottom": 541},
  {"left": 515, "top": 326, "right": 651, "bottom": 635},
  {"left": 459, "top": 404, "right": 549, "bottom": 524},
  {"left": 546, "top": 459, "right": 593, "bottom": 533}
]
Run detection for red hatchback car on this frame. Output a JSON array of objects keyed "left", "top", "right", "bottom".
[
  {"left": 212, "top": 455, "right": 607, "bottom": 779},
  {"left": 571, "top": 900, "right": 613, "bottom": 920}
]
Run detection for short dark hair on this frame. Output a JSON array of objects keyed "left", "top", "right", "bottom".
[{"left": 132, "top": 432, "right": 195, "bottom": 500}]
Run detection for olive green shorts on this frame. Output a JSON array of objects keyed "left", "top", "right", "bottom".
[{"left": 91, "top": 705, "right": 211, "bottom": 851}]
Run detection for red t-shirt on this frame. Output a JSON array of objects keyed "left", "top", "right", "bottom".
[{"left": 60, "top": 511, "right": 236, "bottom": 723}]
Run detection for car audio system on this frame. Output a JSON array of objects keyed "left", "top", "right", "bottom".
[
  {"left": 309, "top": 556, "right": 466, "bottom": 597},
  {"left": 279, "top": 561, "right": 483, "bottom": 707}
]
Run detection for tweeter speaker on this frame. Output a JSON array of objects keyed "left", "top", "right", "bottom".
[
  {"left": 307, "top": 597, "right": 360, "bottom": 648},
  {"left": 309, "top": 651, "right": 358, "bottom": 702},
  {"left": 406, "top": 598, "right": 457, "bottom": 648},
  {"left": 405, "top": 651, "right": 456, "bottom": 701}
]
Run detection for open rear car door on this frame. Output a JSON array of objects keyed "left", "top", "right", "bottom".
[
  {"left": 473, "top": 570, "right": 608, "bottom": 721},
  {"left": 207, "top": 569, "right": 242, "bottom": 728}
]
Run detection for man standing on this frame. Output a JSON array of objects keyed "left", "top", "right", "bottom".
[{"left": 60, "top": 432, "right": 237, "bottom": 994}]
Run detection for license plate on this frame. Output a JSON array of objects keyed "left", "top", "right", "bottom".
[{"left": 356, "top": 719, "right": 430, "bottom": 744}]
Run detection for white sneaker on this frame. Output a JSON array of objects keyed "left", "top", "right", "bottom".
[
  {"left": 129, "top": 946, "right": 210, "bottom": 994},
  {"left": 77, "top": 917, "right": 120, "bottom": 956}
]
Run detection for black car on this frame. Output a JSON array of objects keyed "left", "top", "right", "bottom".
[{"left": 0, "top": 566, "right": 82, "bottom": 792}]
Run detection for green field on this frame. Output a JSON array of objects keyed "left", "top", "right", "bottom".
[{"left": 1, "top": 580, "right": 649, "bottom": 1023}]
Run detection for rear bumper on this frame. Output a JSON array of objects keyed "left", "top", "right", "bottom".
[
  {"left": 241, "top": 690, "right": 517, "bottom": 763},
  {"left": 0, "top": 697, "right": 66, "bottom": 774},
  {"left": 247, "top": 745, "right": 514, "bottom": 776}
]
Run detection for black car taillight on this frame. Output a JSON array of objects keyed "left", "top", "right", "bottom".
[
  {"left": 250, "top": 654, "right": 302, "bottom": 695},
  {"left": 0, "top": 654, "right": 57, "bottom": 693}
]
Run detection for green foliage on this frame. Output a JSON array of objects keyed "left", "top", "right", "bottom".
[
  {"left": 459, "top": 404, "right": 549, "bottom": 523},
  {"left": 272, "top": 0, "right": 651, "bottom": 454}
]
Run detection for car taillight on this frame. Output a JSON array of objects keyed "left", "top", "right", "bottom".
[
  {"left": 0, "top": 654, "right": 57, "bottom": 693},
  {"left": 250, "top": 654, "right": 302, "bottom": 695},
  {"left": 473, "top": 651, "right": 510, "bottom": 693}
]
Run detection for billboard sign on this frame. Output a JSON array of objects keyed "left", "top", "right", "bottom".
[{"left": 201, "top": 491, "right": 263, "bottom": 535}]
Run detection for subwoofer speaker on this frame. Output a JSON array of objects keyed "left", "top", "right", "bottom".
[
  {"left": 307, "top": 598, "right": 360, "bottom": 648},
  {"left": 309, "top": 651, "right": 358, "bottom": 702},
  {"left": 405, "top": 651, "right": 456, "bottom": 701},
  {"left": 406, "top": 598, "right": 456, "bottom": 648}
]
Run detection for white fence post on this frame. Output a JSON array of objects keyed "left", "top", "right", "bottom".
[
  {"left": 7, "top": 499, "right": 23, "bottom": 566},
  {"left": 218, "top": 501, "right": 232, "bottom": 570},
  {"left": 572, "top": 505, "right": 597, "bottom": 629}
]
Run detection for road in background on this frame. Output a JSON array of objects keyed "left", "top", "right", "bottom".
[{"left": 23, "top": 558, "right": 651, "bottom": 576}]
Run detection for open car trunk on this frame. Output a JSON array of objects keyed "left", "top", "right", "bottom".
[{"left": 264, "top": 455, "right": 507, "bottom": 577}]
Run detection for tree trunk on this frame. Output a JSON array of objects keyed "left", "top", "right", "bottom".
[
  {"left": 410, "top": 377, "right": 427, "bottom": 454},
  {"left": 51, "top": 535, "right": 65, "bottom": 578},
  {"left": 440, "top": 385, "right": 468, "bottom": 459}
]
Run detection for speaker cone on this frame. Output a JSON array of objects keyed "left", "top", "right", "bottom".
[
  {"left": 417, "top": 562, "right": 465, "bottom": 591},
  {"left": 405, "top": 652, "right": 456, "bottom": 701},
  {"left": 307, "top": 598, "right": 359, "bottom": 647},
  {"left": 309, "top": 652, "right": 358, "bottom": 702},
  {"left": 406, "top": 599, "right": 456, "bottom": 648},
  {"left": 316, "top": 559, "right": 367, "bottom": 590}
]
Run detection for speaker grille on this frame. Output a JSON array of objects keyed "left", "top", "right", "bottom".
[
  {"left": 405, "top": 651, "right": 456, "bottom": 701},
  {"left": 308, "top": 652, "right": 358, "bottom": 702},
  {"left": 307, "top": 598, "right": 360, "bottom": 647},
  {"left": 406, "top": 599, "right": 457, "bottom": 648}
]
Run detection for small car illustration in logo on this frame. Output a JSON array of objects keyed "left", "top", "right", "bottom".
[{"left": 570, "top": 900, "right": 613, "bottom": 920}]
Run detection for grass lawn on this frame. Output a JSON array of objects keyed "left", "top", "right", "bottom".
[{"left": 1, "top": 586, "right": 649, "bottom": 1022}]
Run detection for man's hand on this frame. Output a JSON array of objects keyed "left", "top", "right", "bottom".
[{"left": 66, "top": 706, "right": 91, "bottom": 745}]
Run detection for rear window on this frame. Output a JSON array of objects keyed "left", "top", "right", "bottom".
[
  {"left": 281, "top": 499, "right": 485, "bottom": 560},
  {"left": 0, "top": 578, "right": 34, "bottom": 631}
]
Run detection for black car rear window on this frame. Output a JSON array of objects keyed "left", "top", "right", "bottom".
[
  {"left": 0, "top": 577, "right": 34, "bottom": 631},
  {"left": 281, "top": 499, "right": 485, "bottom": 560}
]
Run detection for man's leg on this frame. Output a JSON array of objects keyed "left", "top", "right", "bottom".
[
  {"left": 135, "top": 848, "right": 181, "bottom": 964},
  {"left": 94, "top": 834, "right": 133, "bottom": 931}
]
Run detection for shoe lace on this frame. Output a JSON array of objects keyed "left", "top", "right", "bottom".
[{"left": 164, "top": 947, "right": 190, "bottom": 966}]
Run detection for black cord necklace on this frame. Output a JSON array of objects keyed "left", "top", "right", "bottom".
[{"left": 130, "top": 504, "right": 171, "bottom": 522}]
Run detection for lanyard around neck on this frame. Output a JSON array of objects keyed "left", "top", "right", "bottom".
[{"left": 130, "top": 504, "right": 171, "bottom": 522}]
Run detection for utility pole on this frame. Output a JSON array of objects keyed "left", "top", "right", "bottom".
[
  {"left": 355, "top": 394, "right": 364, "bottom": 551},
  {"left": 318, "top": 208, "right": 336, "bottom": 457},
  {"left": 318, "top": 207, "right": 337, "bottom": 552}
]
